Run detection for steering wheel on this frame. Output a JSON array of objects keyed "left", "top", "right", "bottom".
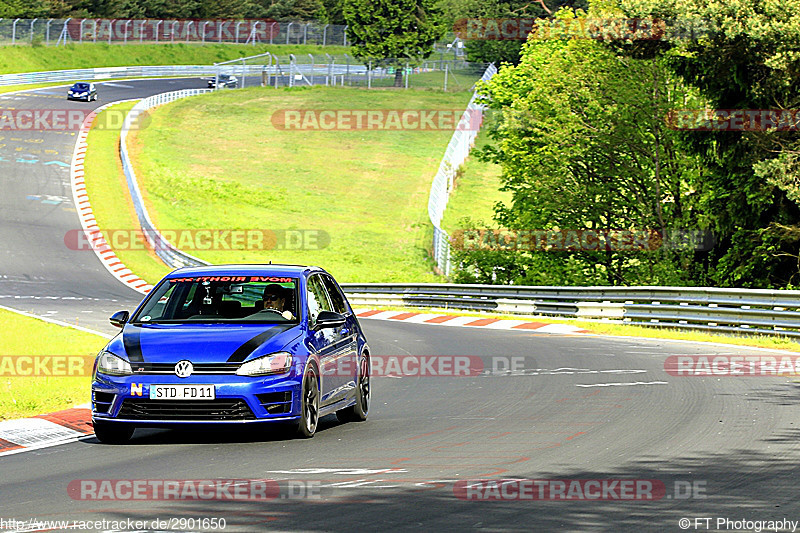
[{"left": 257, "top": 308, "right": 285, "bottom": 316}]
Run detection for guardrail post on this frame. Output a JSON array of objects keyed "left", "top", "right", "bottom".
[
  {"left": 45, "top": 19, "right": 53, "bottom": 45},
  {"left": 139, "top": 20, "right": 146, "bottom": 43},
  {"left": 217, "top": 20, "right": 222, "bottom": 43},
  {"left": 12, "top": 19, "right": 19, "bottom": 44},
  {"left": 202, "top": 21, "right": 210, "bottom": 43},
  {"left": 303, "top": 23, "right": 309, "bottom": 45},
  {"left": 29, "top": 19, "right": 37, "bottom": 42},
  {"left": 235, "top": 21, "right": 243, "bottom": 44},
  {"left": 343, "top": 25, "right": 347, "bottom": 46},
  {"left": 108, "top": 19, "right": 113, "bottom": 45},
  {"left": 322, "top": 24, "right": 328, "bottom": 46},
  {"left": 289, "top": 54, "right": 295, "bottom": 87},
  {"left": 368, "top": 60, "right": 372, "bottom": 89},
  {"left": 155, "top": 20, "right": 162, "bottom": 43},
  {"left": 241, "top": 58, "right": 246, "bottom": 89},
  {"left": 79, "top": 19, "right": 85, "bottom": 43},
  {"left": 308, "top": 53, "right": 314, "bottom": 85},
  {"left": 171, "top": 20, "right": 178, "bottom": 44},
  {"left": 186, "top": 21, "right": 193, "bottom": 43},
  {"left": 92, "top": 20, "right": 97, "bottom": 43},
  {"left": 269, "top": 22, "right": 277, "bottom": 44},
  {"left": 325, "top": 53, "right": 332, "bottom": 85},
  {"left": 123, "top": 20, "right": 131, "bottom": 44},
  {"left": 286, "top": 22, "right": 293, "bottom": 44}
]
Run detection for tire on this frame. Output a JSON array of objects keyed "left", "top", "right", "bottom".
[
  {"left": 295, "top": 363, "right": 319, "bottom": 438},
  {"left": 93, "top": 420, "right": 134, "bottom": 444},
  {"left": 336, "top": 354, "right": 369, "bottom": 423}
]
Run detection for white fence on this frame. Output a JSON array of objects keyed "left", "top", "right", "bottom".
[{"left": 428, "top": 63, "right": 497, "bottom": 275}]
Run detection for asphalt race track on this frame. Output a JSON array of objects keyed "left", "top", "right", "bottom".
[{"left": 2, "top": 81, "right": 800, "bottom": 532}]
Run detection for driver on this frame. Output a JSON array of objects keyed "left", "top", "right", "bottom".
[{"left": 262, "top": 284, "right": 294, "bottom": 320}]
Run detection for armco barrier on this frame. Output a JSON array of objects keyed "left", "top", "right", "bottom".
[
  {"left": 339, "top": 283, "right": 800, "bottom": 338},
  {"left": 119, "top": 89, "right": 212, "bottom": 268}
]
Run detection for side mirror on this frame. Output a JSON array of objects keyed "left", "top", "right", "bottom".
[
  {"left": 315, "top": 310, "right": 345, "bottom": 329},
  {"left": 109, "top": 310, "right": 129, "bottom": 328}
]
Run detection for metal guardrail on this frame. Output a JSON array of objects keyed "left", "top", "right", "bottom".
[
  {"left": 119, "top": 89, "right": 212, "bottom": 269},
  {"left": 428, "top": 63, "right": 497, "bottom": 276},
  {"left": 0, "top": 59, "right": 476, "bottom": 88},
  {"left": 339, "top": 283, "right": 800, "bottom": 338},
  {"left": 0, "top": 64, "right": 235, "bottom": 87}
]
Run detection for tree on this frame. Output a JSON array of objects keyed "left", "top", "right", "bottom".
[
  {"left": 614, "top": 0, "right": 800, "bottom": 287},
  {"left": 456, "top": 8, "right": 707, "bottom": 285},
  {"left": 343, "top": 0, "right": 446, "bottom": 86}
]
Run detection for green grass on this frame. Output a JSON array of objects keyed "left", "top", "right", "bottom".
[
  {"left": 0, "top": 43, "right": 349, "bottom": 75},
  {"left": 442, "top": 130, "right": 510, "bottom": 233},
  {"left": 127, "top": 85, "right": 474, "bottom": 282},
  {"left": 83, "top": 102, "right": 173, "bottom": 283},
  {"left": 0, "top": 308, "right": 107, "bottom": 420}
]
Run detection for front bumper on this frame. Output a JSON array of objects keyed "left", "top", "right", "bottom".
[{"left": 92, "top": 372, "right": 301, "bottom": 426}]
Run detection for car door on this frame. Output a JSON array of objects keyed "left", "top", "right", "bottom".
[
  {"left": 321, "top": 274, "right": 358, "bottom": 394},
  {"left": 305, "top": 274, "right": 346, "bottom": 405}
]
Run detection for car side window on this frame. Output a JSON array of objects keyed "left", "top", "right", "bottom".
[
  {"left": 322, "top": 275, "right": 348, "bottom": 315},
  {"left": 306, "top": 275, "right": 332, "bottom": 325}
]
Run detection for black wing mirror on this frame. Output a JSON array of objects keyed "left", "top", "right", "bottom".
[
  {"left": 109, "top": 310, "right": 129, "bottom": 328},
  {"left": 315, "top": 310, "right": 345, "bottom": 329}
]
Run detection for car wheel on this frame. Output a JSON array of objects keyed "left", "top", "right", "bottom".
[
  {"left": 93, "top": 420, "right": 134, "bottom": 444},
  {"left": 336, "top": 354, "right": 369, "bottom": 423},
  {"left": 296, "top": 363, "right": 319, "bottom": 438}
]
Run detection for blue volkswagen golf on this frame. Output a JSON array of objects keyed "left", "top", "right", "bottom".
[{"left": 91, "top": 265, "right": 370, "bottom": 443}]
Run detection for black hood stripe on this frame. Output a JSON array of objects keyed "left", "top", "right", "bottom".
[
  {"left": 227, "top": 325, "right": 292, "bottom": 363},
  {"left": 122, "top": 327, "right": 145, "bottom": 363}
]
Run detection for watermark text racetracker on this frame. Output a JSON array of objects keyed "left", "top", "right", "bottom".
[
  {"left": 0, "top": 109, "right": 150, "bottom": 131},
  {"left": 665, "top": 355, "right": 800, "bottom": 377},
  {"left": 68, "top": 479, "right": 321, "bottom": 501},
  {"left": 64, "top": 228, "right": 330, "bottom": 251},
  {"left": 0, "top": 355, "right": 94, "bottom": 376},
  {"left": 454, "top": 479, "right": 707, "bottom": 501},
  {"left": 453, "top": 17, "right": 712, "bottom": 41},
  {"left": 271, "top": 109, "right": 483, "bottom": 131},
  {"left": 450, "top": 228, "right": 715, "bottom": 252}
]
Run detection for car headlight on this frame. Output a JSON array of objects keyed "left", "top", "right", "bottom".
[
  {"left": 97, "top": 351, "right": 133, "bottom": 376},
  {"left": 236, "top": 352, "right": 292, "bottom": 377}
]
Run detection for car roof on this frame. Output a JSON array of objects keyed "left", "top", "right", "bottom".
[{"left": 166, "top": 264, "right": 323, "bottom": 279}]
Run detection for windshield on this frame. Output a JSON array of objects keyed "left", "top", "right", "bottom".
[
  {"left": 131, "top": 276, "right": 300, "bottom": 324},
  {"left": 72, "top": 83, "right": 89, "bottom": 90}
]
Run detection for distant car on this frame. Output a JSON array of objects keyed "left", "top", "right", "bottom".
[
  {"left": 67, "top": 82, "right": 97, "bottom": 101},
  {"left": 91, "top": 264, "right": 370, "bottom": 443},
  {"left": 208, "top": 74, "right": 238, "bottom": 89}
]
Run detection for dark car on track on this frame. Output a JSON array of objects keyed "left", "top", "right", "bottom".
[
  {"left": 67, "top": 82, "right": 97, "bottom": 101},
  {"left": 207, "top": 74, "right": 238, "bottom": 89},
  {"left": 91, "top": 264, "right": 370, "bottom": 443}
]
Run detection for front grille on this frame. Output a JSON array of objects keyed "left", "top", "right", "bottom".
[
  {"left": 256, "top": 391, "right": 292, "bottom": 414},
  {"left": 118, "top": 399, "right": 255, "bottom": 420},
  {"left": 131, "top": 363, "right": 240, "bottom": 375},
  {"left": 93, "top": 391, "right": 115, "bottom": 414}
]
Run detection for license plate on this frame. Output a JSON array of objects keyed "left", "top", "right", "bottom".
[{"left": 150, "top": 385, "right": 215, "bottom": 400}]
